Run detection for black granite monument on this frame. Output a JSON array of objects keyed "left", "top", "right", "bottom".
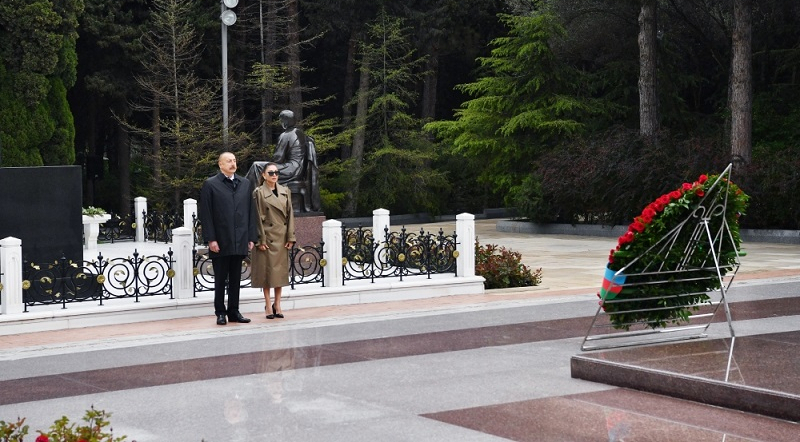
[{"left": 0, "top": 166, "right": 83, "bottom": 264}]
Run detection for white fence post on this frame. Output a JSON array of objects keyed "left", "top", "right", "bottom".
[
  {"left": 171, "top": 227, "right": 194, "bottom": 299},
  {"left": 456, "top": 213, "right": 475, "bottom": 277},
  {"left": 372, "top": 208, "right": 390, "bottom": 266},
  {"left": 323, "top": 219, "right": 342, "bottom": 287},
  {"left": 183, "top": 198, "right": 197, "bottom": 229},
  {"left": 0, "top": 237, "right": 24, "bottom": 314},
  {"left": 135, "top": 197, "right": 147, "bottom": 242}
]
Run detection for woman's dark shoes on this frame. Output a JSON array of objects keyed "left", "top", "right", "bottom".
[
  {"left": 266, "top": 305, "right": 275, "bottom": 319},
  {"left": 272, "top": 303, "right": 284, "bottom": 319}
]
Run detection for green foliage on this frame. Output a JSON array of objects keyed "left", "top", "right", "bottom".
[
  {"left": 475, "top": 240, "right": 542, "bottom": 289},
  {"left": 602, "top": 173, "right": 749, "bottom": 330},
  {"left": 0, "top": 416, "right": 28, "bottom": 440},
  {"left": 125, "top": 0, "right": 225, "bottom": 207},
  {"left": 0, "top": 407, "right": 126, "bottom": 442},
  {"left": 520, "top": 127, "right": 731, "bottom": 225},
  {"left": 341, "top": 10, "right": 448, "bottom": 216},
  {"left": 430, "top": 143, "right": 498, "bottom": 214},
  {"left": 247, "top": 62, "right": 292, "bottom": 94},
  {"left": 42, "top": 78, "right": 76, "bottom": 165},
  {"left": 425, "top": 10, "right": 612, "bottom": 202},
  {"left": 357, "top": 137, "right": 450, "bottom": 216},
  {"left": 0, "top": 1, "right": 80, "bottom": 167},
  {"left": 317, "top": 158, "right": 355, "bottom": 218},
  {"left": 82, "top": 206, "right": 107, "bottom": 216},
  {"left": 735, "top": 145, "right": 800, "bottom": 229},
  {"left": 0, "top": 64, "right": 77, "bottom": 166},
  {"left": 752, "top": 87, "right": 800, "bottom": 150}
]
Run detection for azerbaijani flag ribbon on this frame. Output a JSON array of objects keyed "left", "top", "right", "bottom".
[{"left": 600, "top": 266, "right": 626, "bottom": 300}]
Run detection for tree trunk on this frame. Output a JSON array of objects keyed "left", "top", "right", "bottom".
[
  {"left": 638, "top": 0, "right": 658, "bottom": 139},
  {"left": 117, "top": 123, "right": 131, "bottom": 216},
  {"left": 260, "top": 0, "right": 278, "bottom": 148},
  {"left": 421, "top": 47, "right": 439, "bottom": 121},
  {"left": 287, "top": 0, "right": 302, "bottom": 122},
  {"left": 343, "top": 58, "right": 370, "bottom": 217},
  {"left": 152, "top": 99, "right": 162, "bottom": 186},
  {"left": 340, "top": 31, "right": 358, "bottom": 159},
  {"left": 730, "top": 0, "right": 753, "bottom": 165}
]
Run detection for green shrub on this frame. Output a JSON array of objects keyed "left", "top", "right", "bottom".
[
  {"left": 475, "top": 241, "right": 542, "bottom": 289},
  {"left": 0, "top": 407, "right": 127, "bottom": 441}
]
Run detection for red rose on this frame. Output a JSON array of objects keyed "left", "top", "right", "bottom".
[
  {"left": 669, "top": 190, "right": 682, "bottom": 200},
  {"left": 695, "top": 189, "right": 705, "bottom": 197},
  {"left": 682, "top": 182, "right": 692, "bottom": 191},
  {"left": 640, "top": 207, "right": 656, "bottom": 223},
  {"left": 657, "top": 195, "right": 671, "bottom": 205},
  {"left": 36, "top": 436, "right": 49, "bottom": 442},
  {"left": 630, "top": 220, "right": 646, "bottom": 233},
  {"left": 698, "top": 174, "right": 708, "bottom": 184},
  {"left": 618, "top": 231, "right": 635, "bottom": 245}
]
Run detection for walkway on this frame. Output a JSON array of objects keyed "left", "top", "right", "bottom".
[{"left": 0, "top": 219, "right": 798, "bottom": 441}]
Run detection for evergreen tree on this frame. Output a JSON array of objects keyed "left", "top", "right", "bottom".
[
  {"left": 342, "top": 11, "right": 449, "bottom": 216},
  {"left": 125, "top": 0, "right": 223, "bottom": 207},
  {"left": 72, "top": 0, "right": 150, "bottom": 213},
  {"left": 425, "top": 10, "right": 611, "bottom": 204},
  {"left": 0, "top": 0, "right": 83, "bottom": 166}
]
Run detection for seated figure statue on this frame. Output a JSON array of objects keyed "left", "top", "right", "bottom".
[{"left": 246, "top": 110, "right": 321, "bottom": 212}]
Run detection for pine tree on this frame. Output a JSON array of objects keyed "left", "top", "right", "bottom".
[
  {"left": 343, "top": 11, "right": 448, "bottom": 216},
  {"left": 425, "top": 11, "right": 610, "bottom": 202},
  {"left": 125, "top": 0, "right": 222, "bottom": 207}
]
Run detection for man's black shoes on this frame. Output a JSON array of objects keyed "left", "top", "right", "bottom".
[
  {"left": 216, "top": 314, "right": 227, "bottom": 325},
  {"left": 228, "top": 312, "right": 251, "bottom": 323}
]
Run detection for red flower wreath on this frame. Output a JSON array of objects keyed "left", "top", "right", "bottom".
[{"left": 598, "top": 172, "right": 749, "bottom": 330}]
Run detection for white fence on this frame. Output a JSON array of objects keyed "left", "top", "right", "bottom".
[{"left": 1, "top": 200, "right": 478, "bottom": 316}]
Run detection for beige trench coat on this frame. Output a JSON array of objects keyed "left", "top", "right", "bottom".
[{"left": 250, "top": 183, "right": 296, "bottom": 288}]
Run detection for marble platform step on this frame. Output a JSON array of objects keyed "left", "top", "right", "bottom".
[{"left": 571, "top": 330, "right": 800, "bottom": 422}]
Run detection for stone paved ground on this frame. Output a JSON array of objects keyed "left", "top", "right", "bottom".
[{"left": 1, "top": 219, "right": 798, "bottom": 441}]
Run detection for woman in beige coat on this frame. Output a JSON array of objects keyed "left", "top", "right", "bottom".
[{"left": 251, "top": 162, "right": 296, "bottom": 318}]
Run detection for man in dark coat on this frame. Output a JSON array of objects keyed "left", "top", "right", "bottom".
[{"left": 199, "top": 152, "right": 257, "bottom": 325}]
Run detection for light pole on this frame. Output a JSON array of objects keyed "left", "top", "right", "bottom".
[{"left": 221, "top": 0, "right": 238, "bottom": 147}]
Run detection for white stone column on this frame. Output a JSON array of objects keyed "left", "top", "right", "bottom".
[
  {"left": 82, "top": 214, "right": 111, "bottom": 258},
  {"left": 183, "top": 198, "right": 197, "bottom": 229},
  {"left": 134, "top": 197, "right": 147, "bottom": 242},
  {"left": 322, "top": 219, "right": 343, "bottom": 287},
  {"left": 171, "top": 227, "right": 194, "bottom": 299},
  {"left": 456, "top": 213, "right": 476, "bottom": 277},
  {"left": 372, "top": 208, "right": 390, "bottom": 266},
  {"left": 0, "top": 237, "right": 24, "bottom": 314}
]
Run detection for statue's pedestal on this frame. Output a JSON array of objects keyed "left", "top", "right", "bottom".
[{"left": 295, "top": 212, "right": 325, "bottom": 247}]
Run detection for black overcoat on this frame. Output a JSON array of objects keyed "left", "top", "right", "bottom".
[{"left": 199, "top": 172, "right": 257, "bottom": 257}]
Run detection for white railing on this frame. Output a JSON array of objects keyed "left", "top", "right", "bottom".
[{"left": 1, "top": 201, "right": 476, "bottom": 312}]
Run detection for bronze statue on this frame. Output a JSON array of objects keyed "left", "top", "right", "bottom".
[{"left": 246, "top": 110, "right": 321, "bottom": 213}]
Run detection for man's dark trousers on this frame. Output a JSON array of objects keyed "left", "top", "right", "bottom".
[{"left": 212, "top": 255, "right": 245, "bottom": 316}]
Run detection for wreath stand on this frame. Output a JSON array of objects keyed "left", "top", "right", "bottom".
[{"left": 581, "top": 164, "right": 742, "bottom": 381}]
